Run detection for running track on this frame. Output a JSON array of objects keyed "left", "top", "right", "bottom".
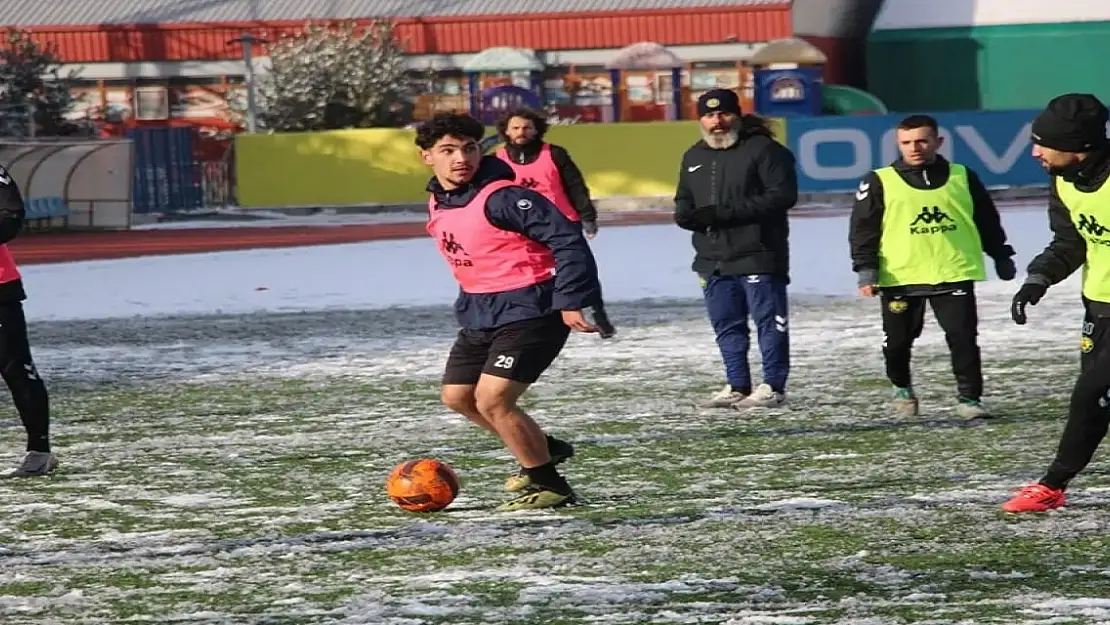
[
  {"left": 8, "top": 212, "right": 676, "bottom": 265},
  {"left": 8, "top": 201, "right": 1042, "bottom": 266}
]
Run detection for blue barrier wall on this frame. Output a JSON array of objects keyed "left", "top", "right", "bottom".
[
  {"left": 785, "top": 110, "right": 1049, "bottom": 192},
  {"left": 128, "top": 127, "right": 204, "bottom": 214}
]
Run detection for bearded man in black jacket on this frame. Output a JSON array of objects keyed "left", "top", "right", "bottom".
[{"left": 673, "top": 89, "right": 799, "bottom": 410}]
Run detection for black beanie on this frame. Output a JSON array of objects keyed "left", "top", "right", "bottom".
[
  {"left": 697, "top": 89, "right": 741, "bottom": 117},
  {"left": 1031, "top": 93, "right": 1109, "bottom": 153}
]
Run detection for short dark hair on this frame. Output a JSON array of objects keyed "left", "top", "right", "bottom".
[
  {"left": 897, "top": 114, "right": 939, "bottom": 134},
  {"left": 415, "top": 113, "right": 485, "bottom": 150},
  {"left": 496, "top": 107, "right": 549, "bottom": 141}
]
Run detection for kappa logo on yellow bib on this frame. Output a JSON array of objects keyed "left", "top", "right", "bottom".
[
  {"left": 888, "top": 300, "right": 908, "bottom": 314},
  {"left": 1081, "top": 335, "right": 1095, "bottom": 353}
]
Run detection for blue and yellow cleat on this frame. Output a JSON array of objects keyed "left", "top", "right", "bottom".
[
  {"left": 496, "top": 487, "right": 577, "bottom": 512},
  {"left": 504, "top": 437, "right": 575, "bottom": 492}
]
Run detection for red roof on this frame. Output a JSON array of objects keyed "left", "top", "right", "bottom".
[{"left": 24, "top": 6, "right": 793, "bottom": 63}]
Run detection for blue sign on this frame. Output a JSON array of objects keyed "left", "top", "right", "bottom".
[
  {"left": 754, "top": 67, "right": 822, "bottom": 118},
  {"left": 785, "top": 109, "right": 1049, "bottom": 192}
]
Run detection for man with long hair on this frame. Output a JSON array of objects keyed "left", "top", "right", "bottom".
[
  {"left": 494, "top": 107, "right": 616, "bottom": 338},
  {"left": 494, "top": 107, "right": 598, "bottom": 233},
  {"left": 674, "top": 89, "right": 798, "bottom": 410}
]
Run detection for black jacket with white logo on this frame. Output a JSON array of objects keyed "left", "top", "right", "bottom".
[
  {"left": 1026, "top": 149, "right": 1110, "bottom": 315},
  {"left": 673, "top": 123, "right": 799, "bottom": 280},
  {"left": 0, "top": 165, "right": 27, "bottom": 302},
  {"left": 848, "top": 155, "right": 1013, "bottom": 296}
]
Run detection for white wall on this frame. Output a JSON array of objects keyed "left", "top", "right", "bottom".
[
  {"left": 59, "top": 43, "right": 764, "bottom": 81},
  {"left": 873, "top": 0, "right": 1110, "bottom": 30},
  {"left": 793, "top": 0, "right": 884, "bottom": 38}
]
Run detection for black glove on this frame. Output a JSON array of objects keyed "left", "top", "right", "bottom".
[
  {"left": 582, "top": 220, "right": 598, "bottom": 238},
  {"left": 994, "top": 257, "right": 1017, "bottom": 281},
  {"left": 590, "top": 304, "right": 616, "bottom": 339},
  {"left": 688, "top": 205, "right": 717, "bottom": 228},
  {"left": 1011, "top": 280, "right": 1048, "bottom": 325}
]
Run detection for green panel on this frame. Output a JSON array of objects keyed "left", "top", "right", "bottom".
[
  {"left": 867, "top": 30, "right": 982, "bottom": 111},
  {"left": 867, "top": 21, "right": 1110, "bottom": 111},
  {"left": 821, "top": 84, "right": 889, "bottom": 115},
  {"left": 978, "top": 25, "right": 1110, "bottom": 109}
]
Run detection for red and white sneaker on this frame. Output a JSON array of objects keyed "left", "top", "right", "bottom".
[{"left": 1001, "top": 483, "right": 1066, "bottom": 513}]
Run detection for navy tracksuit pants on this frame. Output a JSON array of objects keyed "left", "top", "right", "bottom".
[{"left": 702, "top": 274, "right": 790, "bottom": 393}]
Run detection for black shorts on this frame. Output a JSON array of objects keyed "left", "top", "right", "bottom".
[{"left": 443, "top": 314, "right": 570, "bottom": 385}]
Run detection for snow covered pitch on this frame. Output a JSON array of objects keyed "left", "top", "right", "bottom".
[{"left": 4, "top": 205, "right": 1109, "bottom": 624}]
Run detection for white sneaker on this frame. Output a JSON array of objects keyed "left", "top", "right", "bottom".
[
  {"left": 0, "top": 451, "right": 58, "bottom": 478},
  {"left": 703, "top": 384, "right": 749, "bottom": 408},
  {"left": 734, "top": 383, "right": 786, "bottom": 409},
  {"left": 955, "top": 398, "right": 991, "bottom": 419},
  {"left": 891, "top": 387, "right": 920, "bottom": 417}
]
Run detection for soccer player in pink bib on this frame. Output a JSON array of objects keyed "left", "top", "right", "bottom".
[{"left": 418, "top": 112, "right": 606, "bottom": 511}]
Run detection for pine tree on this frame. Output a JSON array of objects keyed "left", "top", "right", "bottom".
[
  {"left": 0, "top": 29, "right": 81, "bottom": 137},
  {"left": 255, "top": 21, "right": 416, "bottom": 132}
]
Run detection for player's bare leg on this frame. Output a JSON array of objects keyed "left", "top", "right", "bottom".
[
  {"left": 473, "top": 374, "right": 575, "bottom": 510},
  {"left": 474, "top": 376, "right": 550, "bottom": 464},
  {"left": 440, "top": 384, "right": 498, "bottom": 435},
  {"left": 441, "top": 384, "right": 573, "bottom": 491}
]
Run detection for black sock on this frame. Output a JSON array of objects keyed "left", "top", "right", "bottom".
[
  {"left": 517, "top": 438, "right": 563, "bottom": 471},
  {"left": 1039, "top": 475, "right": 1068, "bottom": 491},
  {"left": 523, "top": 462, "right": 572, "bottom": 495}
]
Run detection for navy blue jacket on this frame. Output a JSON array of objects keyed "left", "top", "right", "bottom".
[{"left": 428, "top": 156, "right": 602, "bottom": 330}]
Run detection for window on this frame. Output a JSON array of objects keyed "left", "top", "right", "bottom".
[{"left": 134, "top": 86, "right": 169, "bottom": 120}]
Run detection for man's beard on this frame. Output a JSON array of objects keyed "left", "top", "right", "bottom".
[
  {"left": 701, "top": 127, "right": 739, "bottom": 150},
  {"left": 1051, "top": 163, "right": 1084, "bottom": 181},
  {"left": 1043, "top": 158, "right": 1084, "bottom": 180}
]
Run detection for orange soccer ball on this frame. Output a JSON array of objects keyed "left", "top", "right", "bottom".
[{"left": 385, "top": 458, "right": 460, "bottom": 512}]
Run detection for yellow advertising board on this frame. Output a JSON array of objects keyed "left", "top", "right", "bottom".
[{"left": 235, "top": 119, "right": 787, "bottom": 208}]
